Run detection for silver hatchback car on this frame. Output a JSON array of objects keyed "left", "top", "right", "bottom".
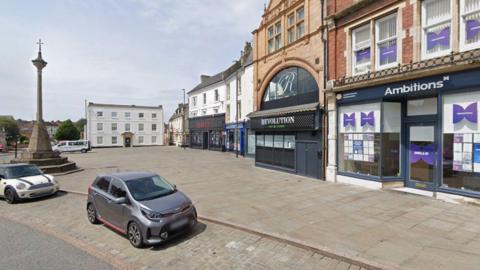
[{"left": 86, "top": 171, "right": 197, "bottom": 248}]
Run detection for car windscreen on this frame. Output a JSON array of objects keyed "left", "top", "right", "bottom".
[
  {"left": 6, "top": 165, "right": 43, "bottom": 179},
  {"left": 125, "top": 175, "right": 175, "bottom": 201}
]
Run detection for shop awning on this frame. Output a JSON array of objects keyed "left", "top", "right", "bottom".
[{"left": 246, "top": 102, "right": 320, "bottom": 119}]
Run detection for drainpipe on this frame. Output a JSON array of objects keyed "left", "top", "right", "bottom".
[{"left": 321, "top": 0, "right": 329, "bottom": 180}]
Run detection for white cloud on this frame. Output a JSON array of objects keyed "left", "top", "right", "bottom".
[{"left": 0, "top": 0, "right": 265, "bottom": 121}]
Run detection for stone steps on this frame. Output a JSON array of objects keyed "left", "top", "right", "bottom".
[{"left": 40, "top": 162, "right": 77, "bottom": 174}]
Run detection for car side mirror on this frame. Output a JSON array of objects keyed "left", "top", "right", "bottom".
[
  {"left": 172, "top": 184, "right": 177, "bottom": 190},
  {"left": 113, "top": 197, "right": 127, "bottom": 204}
]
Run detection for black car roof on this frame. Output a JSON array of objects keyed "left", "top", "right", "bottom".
[
  {"left": 0, "top": 163, "right": 34, "bottom": 168},
  {"left": 102, "top": 171, "right": 157, "bottom": 182}
]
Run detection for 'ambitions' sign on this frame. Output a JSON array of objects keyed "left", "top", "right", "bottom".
[{"left": 336, "top": 69, "right": 480, "bottom": 104}]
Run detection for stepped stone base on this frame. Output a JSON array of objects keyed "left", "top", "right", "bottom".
[{"left": 12, "top": 151, "right": 79, "bottom": 174}]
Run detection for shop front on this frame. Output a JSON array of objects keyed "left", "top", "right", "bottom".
[
  {"left": 248, "top": 66, "right": 323, "bottom": 179},
  {"left": 225, "top": 122, "right": 246, "bottom": 155},
  {"left": 336, "top": 69, "right": 480, "bottom": 198},
  {"left": 189, "top": 114, "right": 225, "bottom": 151}
]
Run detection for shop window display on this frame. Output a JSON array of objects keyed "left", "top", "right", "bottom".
[{"left": 443, "top": 92, "right": 480, "bottom": 192}]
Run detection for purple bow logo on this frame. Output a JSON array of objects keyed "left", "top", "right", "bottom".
[
  {"left": 427, "top": 27, "right": 450, "bottom": 51},
  {"left": 410, "top": 143, "right": 435, "bottom": 166},
  {"left": 355, "top": 48, "right": 371, "bottom": 63},
  {"left": 361, "top": 112, "right": 375, "bottom": 127},
  {"left": 453, "top": 103, "right": 478, "bottom": 124},
  {"left": 343, "top": 113, "right": 356, "bottom": 127},
  {"left": 466, "top": 19, "right": 480, "bottom": 40}
]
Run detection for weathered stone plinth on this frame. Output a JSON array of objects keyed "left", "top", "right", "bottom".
[{"left": 12, "top": 120, "right": 78, "bottom": 174}]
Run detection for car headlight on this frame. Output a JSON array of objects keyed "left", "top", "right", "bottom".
[
  {"left": 140, "top": 208, "right": 163, "bottom": 221},
  {"left": 16, "top": 183, "right": 26, "bottom": 190}
]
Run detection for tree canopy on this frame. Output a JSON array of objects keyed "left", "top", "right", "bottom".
[
  {"left": 54, "top": 119, "right": 80, "bottom": 141},
  {"left": 0, "top": 116, "right": 20, "bottom": 142},
  {"left": 75, "top": 118, "right": 87, "bottom": 133}
]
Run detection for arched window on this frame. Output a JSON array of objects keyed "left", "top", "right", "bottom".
[{"left": 262, "top": 67, "right": 318, "bottom": 110}]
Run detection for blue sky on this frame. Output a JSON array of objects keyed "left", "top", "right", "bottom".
[{"left": 0, "top": 0, "right": 265, "bottom": 121}]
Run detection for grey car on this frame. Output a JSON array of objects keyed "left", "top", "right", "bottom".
[{"left": 86, "top": 171, "right": 197, "bottom": 248}]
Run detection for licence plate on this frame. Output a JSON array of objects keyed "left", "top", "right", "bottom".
[{"left": 170, "top": 218, "right": 189, "bottom": 230}]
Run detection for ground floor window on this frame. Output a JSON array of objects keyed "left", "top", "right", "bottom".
[
  {"left": 191, "top": 132, "right": 203, "bottom": 147},
  {"left": 256, "top": 133, "right": 295, "bottom": 170},
  {"left": 442, "top": 91, "right": 480, "bottom": 192},
  {"left": 209, "top": 131, "right": 223, "bottom": 149},
  {"left": 247, "top": 130, "right": 256, "bottom": 155},
  {"left": 338, "top": 102, "right": 401, "bottom": 177}
]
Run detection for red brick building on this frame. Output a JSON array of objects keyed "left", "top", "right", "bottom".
[{"left": 325, "top": 0, "right": 480, "bottom": 200}]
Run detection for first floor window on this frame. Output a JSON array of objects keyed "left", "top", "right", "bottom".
[
  {"left": 376, "top": 13, "right": 397, "bottom": 69},
  {"left": 139, "top": 113, "right": 144, "bottom": 119},
  {"left": 422, "top": 0, "right": 451, "bottom": 58},
  {"left": 125, "top": 123, "right": 131, "bottom": 131},
  {"left": 97, "top": 136, "right": 103, "bottom": 145},
  {"left": 97, "top": 123, "right": 103, "bottom": 131},
  {"left": 152, "top": 113, "right": 157, "bottom": 119},
  {"left": 96, "top": 111, "right": 103, "bottom": 117},
  {"left": 139, "top": 123, "right": 144, "bottom": 131},
  {"left": 152, "top": 124, "right": 157, "bottom": 131},
  {"left": 125, "top": 112, "right": 131, "bottom": 118},
  {"left": 111, "top": 112, "right": 117, "bottom": 118},
  {"left": 111, "top": 123, "right": 117, "bottom": 131},
  {"left": 112, "top": 136, "right": 117, "bottom": 145},
  {"left": 352, "top": 25, "right": 371, "bottom": 74},
  {"left": 461, "top": 0, "right": 480, "bottom": 50}
]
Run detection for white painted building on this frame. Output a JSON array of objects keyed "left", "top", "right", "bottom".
[
  {"left": 224, "top": 43, "right": 255, "bottom": 155},
  {"left": 168, "top": 103, "right": 189, "bottom": 147},
  {"left": 86, "top": 103, "right": 164, "bottom": 148}
]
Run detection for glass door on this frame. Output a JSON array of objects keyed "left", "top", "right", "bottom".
[{"left": 407, "top": 123, "right": 437, "bottom": 190}]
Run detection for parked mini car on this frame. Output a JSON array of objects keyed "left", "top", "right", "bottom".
[
  {"left": 53, "top": 140, "right": 90, "bottom": 153},
  {"left": 86, "top": 172, "right": 197, "bottom": 248},
  {"left": 0, "top": 164, "right": 59, "bottom": 204}
]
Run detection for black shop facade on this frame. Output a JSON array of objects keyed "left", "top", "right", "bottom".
[
  {"left": 248, "top": 67, "right": 323, "bottom": 179},
  {"left": 189, "top": 113, "right": 225, "bottom": 151}
]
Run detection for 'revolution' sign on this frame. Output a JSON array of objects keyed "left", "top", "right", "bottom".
[{"left": 251, "top": 113, "right": 317, "bottom": 131}]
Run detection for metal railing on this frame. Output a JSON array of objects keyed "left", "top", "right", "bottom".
[{"left": 334, "top": 49, "right": 480, "bottom": 87}]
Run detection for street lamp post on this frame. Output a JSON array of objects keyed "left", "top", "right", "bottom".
[{"left": 182, "top": 88, "right": 186, "bottom": 150}]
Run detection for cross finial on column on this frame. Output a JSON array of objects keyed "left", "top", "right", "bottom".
[{"left": 37, "top": 39, "right": 44, "bottom": 53}]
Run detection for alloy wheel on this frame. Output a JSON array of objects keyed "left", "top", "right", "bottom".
[
  {"left": 128, "top": 223, "right": 143, "bottom": 248},
  {"left": 4, "top": 188, "right": 16, "bottom": 204},
  {"left": 87, "top": 204, "right": 99, "bottom": 224}
]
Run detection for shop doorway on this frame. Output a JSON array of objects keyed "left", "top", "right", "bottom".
[
  {"left": 406, "top": 122, "right": 438, "bottom": 190},
  {"left": 296, "top": 141, "right": 320, "bottom": 179},
  {"left": 203, "top": 132, "right": 209, "bottom": 149}
]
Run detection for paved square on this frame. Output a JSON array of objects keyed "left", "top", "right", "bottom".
[{"left": 57, "top": 147, "right": 480, "bottom": 270}]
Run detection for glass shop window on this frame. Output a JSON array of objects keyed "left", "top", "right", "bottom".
[
  {"left": 338, "top": 102, "right": 382, "bottom": 176},
  {"left": 442, "top": 92, "right": 480, "bottom": 193}
]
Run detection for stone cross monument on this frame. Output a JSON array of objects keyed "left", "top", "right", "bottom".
[
  {"left": 23, "top": 39, "right": 56, "bottom": 159},
  {"left": 14, "top": 40, "right": 78, "bottom": 174}
]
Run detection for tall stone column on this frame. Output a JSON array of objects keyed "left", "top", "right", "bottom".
[{"left": 23, "top": 40, "right": 56, "bottom": 159}]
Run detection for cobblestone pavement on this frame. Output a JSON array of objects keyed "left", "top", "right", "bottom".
[
  {"left": 56, "top": 147, "right": 480, "bottom": 270},
  {"left": 0, "top": 193, "right": 361, "bottom": 270}
]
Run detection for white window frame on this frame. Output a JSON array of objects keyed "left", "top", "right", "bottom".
[
  {"left": 125, "top": 112, "right": 131, "bottom": 119},
  {"left": 151, "top": 136, "right": 157, "bottom": 144},
  {"left": 111, "top": 136, "right": 118, "bottom": 145},
  {"left": 138, "top": 136, "right": 144, "bottom": 144},
  {"left": 352, "top": 24, "right": 372, "bottom": 75},
  {"left": 460, "top": 0, "right": 480, "bottom": 51},
  {"left": 139, "top": 112, "right": 145, "bottom": 119},
  {"left": 421, "top": 0, "right": 453, "bottom": 60},
  {"left": 111, "top": 123, "right": 117, "bottom": 132},
  {"left": 97, "top": 136, "right": 103, "bottom": 145},
  {"left": 97, "top": 123, "right": 103, "bottom": 131},
  {"left": 96, "top": 111, "right": 103, "bottom": 118},
  {"left": 203, "top": 93, "right": 207, "bottom": 105},
  {"left": 125, "top": 123, "right": 131, "bottom": 132},
  {"left": 152, "top": 124, "right": 157, "bottom": 131},
  {"left": 152, "top": 113, "right": 157, "bottom": 119},
  {"left": 375, "top": 13, "right": 399, "bottom": 70},
  {"left": 138, "top": 123, "right": 144, "bottom": 132}
]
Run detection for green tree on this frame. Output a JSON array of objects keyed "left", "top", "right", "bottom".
[
  {"left": 0, "top": 116, "right": 20, "bottom": 143},
  {"left": 75, "top": 118, "right": 87, "bottom": 133},
  {"left": 54, "top": 120, "right": 80, "bottom": 141}
]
